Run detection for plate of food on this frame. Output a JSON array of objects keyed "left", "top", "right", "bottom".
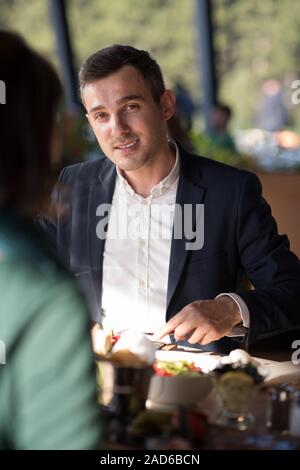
[{"left": 146, "top": 359, "right": 213, "bottom": 412}]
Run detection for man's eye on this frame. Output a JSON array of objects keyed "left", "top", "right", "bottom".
[
  {"left": 95, "top": 113, "right": 108, "bottom": 120},
  {"left": 125, "top": 103, "right": 139, "bottom": 112}
]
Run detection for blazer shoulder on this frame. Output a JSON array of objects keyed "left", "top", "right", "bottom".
[
  {"left": 185, "top": 151, "right": 259, "bottom": 187},
  {"left": 59, "top": 156, "right": 113, "bottom": 185}
]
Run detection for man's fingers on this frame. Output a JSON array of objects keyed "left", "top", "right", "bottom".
[
  {"left": 198, "top": 334, "right": 216, "bottom": 345},
  {"left": 153, "top": 310, "right": 186, "bottom": 340},
  {"left": 188, "top": 330, "right": 219, "bottom": 345},
  {"left": 173, "top": 322, "right": 198, "bottom": 341},
  {"left": 152, "top": 319, "right": 178, "bottom": 340},
  {"left": 186, "top": 328, "right": 206, "bottom": 344},
  {"left": 154, "top": 299, "right": 230, "bottom": 345}
]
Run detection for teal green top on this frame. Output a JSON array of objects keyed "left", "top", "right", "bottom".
[{"left": 0, "top": 212, "right": 101, "bottom": 449}]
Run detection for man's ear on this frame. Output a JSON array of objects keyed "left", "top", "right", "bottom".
[
  {"left": 86, "top": 113, "right": 92, "bottom": 127},
  {"left": 160, "top": 90, "right": 176, "bottom": 121}
]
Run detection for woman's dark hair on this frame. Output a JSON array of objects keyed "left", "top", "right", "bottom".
[
  {"left": 0, "top": 31, "right": 62, "bottom": 212},
  {"left": 79, "top": 44, "right": 165, "bottom": 105}
]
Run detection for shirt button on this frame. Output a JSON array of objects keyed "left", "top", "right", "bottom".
[
  {"left": 139, "top": 239, "right": 145, "bottom": 248},
  {"left": 139, "top": 280, "right": 145, "bottom": 288}
]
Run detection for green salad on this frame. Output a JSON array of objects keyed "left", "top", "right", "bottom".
[{"left": 154, "top": 360, "right": 202, "bottom": 376}]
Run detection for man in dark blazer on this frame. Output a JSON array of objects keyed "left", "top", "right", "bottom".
[{"left": 40, "top": 45, "right": 300, "bottom": 353}]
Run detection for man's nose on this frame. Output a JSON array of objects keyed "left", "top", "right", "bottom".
[{"left": 111, "top": 114, "right": 130, "bottom": 136}]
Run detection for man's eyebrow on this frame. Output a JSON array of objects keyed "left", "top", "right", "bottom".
[
  {"left": 89, "top": 104, "right": 105, "bottom": 114},
  {"left": 88, "top": 95, "right": 143, "bottom": 114},
  {"left": 116, "top": 94, "right": 144, "bottom": 104}
]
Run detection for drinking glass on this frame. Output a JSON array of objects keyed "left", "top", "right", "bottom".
[{"left": 213, "top": 371, "right": 261, "bottom": 431}]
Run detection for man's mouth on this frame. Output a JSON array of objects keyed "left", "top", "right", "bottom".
[{"left": 114, "top": 139, "right": 139, "bottom": 151}]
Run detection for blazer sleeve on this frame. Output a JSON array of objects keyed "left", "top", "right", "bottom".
[{"left": 235, "top": 172, "right": 300, "bottom": 345}]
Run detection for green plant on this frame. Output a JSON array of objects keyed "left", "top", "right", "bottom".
[{"left": 189, "top": 129, "right": 254, "bottom": 170}]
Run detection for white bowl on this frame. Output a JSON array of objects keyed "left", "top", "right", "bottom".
[{"left": 146, "top": 374, "right": 213, "bottom": 412}]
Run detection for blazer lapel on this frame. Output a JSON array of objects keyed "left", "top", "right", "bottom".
[
  {"left": 87, "top": 159, "right": 116, "bottom": 271},
  {"left": 166, "top": 153, "right": 206, "bottom": 315}
]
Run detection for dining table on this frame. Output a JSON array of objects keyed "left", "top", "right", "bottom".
[{"left": 98, "top": 343, "right": 300, "bottom": 450}]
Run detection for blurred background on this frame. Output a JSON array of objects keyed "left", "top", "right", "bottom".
[{"left": 1, "top": 0, "right": 300, "bottom": 255}]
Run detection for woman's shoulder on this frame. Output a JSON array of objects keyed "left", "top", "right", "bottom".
[
  {"left": 0, "top": 211, "right": 87, "bottom": 331},
  {"left": 0, "top": 211, "right": 68, "bottom": 276}
]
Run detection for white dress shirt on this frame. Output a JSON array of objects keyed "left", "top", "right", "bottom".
[{"left": 101, "top": 140, "right": 249, "bottom": 335}]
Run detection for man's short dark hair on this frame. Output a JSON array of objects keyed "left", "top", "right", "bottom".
[{"left": 79, "top": 44, "right": 166, "bottom": 104}]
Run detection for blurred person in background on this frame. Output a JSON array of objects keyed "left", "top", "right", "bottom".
[
  {"left": 173, "top": 80, "right": 196, "bottom": 132},
  {"left": 0, "top": 31, "right": 101, "bottom": 450},
  {"left": 207, "top": 103, "right": 236, "bottom": 153},
  {"left": 167, "top": 81, "right": 195, "bottom": 151},
  {"left": 256, "top": 79, "right": 289, "bottom": 132},
  {"left": 255, "top": 79, "right": 300, "bottom": 151}
]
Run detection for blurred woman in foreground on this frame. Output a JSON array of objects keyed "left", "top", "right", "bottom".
[{"left": 0, "top": 31, "right": 101, "bottom": 449}]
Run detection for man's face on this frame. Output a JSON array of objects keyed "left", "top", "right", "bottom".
[{"left": 83, "top": 65, "right": 175, "bottom": 172}]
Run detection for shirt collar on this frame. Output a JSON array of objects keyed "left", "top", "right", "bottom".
[{"left": 116, "top": 138, "right": 180, "bottom": 199}]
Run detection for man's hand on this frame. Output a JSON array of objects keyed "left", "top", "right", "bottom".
[{"left": 153, "top": 297, "right": 242, "bottom": 345}]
